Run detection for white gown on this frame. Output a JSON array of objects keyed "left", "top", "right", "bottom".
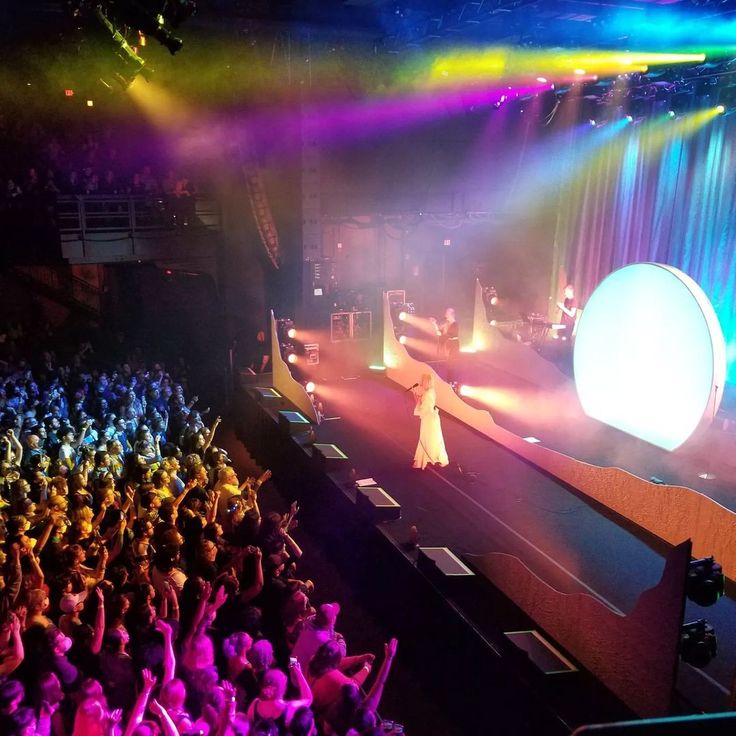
[{"left": 413, "top": 387, "right": 449, "bottom": 470}]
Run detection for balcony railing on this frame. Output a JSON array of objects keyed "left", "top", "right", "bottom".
[
  {"left": 56, "top": 194, "right": 221, "bottom": 234},
  {"left": 56, "top": 194, "right": 221, "bottom": 263}
]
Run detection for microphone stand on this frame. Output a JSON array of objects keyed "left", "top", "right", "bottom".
[{"left": 698, "top": 384, "right": 719, "bottom": 481}]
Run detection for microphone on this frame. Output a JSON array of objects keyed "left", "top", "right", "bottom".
[{"left": 405, "top": 383, "right": 419, "bottom": 392}]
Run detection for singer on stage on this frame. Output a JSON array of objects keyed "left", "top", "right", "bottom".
[{"left": 412, "top": 373, "right": 449, "bottom": 470}]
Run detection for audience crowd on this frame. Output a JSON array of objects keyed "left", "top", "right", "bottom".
[
  {"left": 0, "top": 118, "right": 202, "bottom": 227},
  {"left": 0, "top": 323, "right": 398, "bottom": 736}
]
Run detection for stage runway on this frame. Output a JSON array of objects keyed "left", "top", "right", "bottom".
[{"left": 311, "top": 370, "right": 736, "bottom": 711}]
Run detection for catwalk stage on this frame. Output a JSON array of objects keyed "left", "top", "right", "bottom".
[{"left": 281, "top": 331, "right": 736, "bottom": 718}]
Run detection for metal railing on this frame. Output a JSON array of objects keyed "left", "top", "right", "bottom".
[
  {"left": 56, "top": 194, "right": 221, "bottom": 236},
  {"left": 13, "top": 265, "right": 101, "bottom": 313}
]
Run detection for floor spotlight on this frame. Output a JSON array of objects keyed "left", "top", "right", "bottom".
[
  {"left": 680, "top": 619, "right": 717, "bottom": 668},
  {"left": 687, "top": 557, "right": 725, "bottom": 607}
]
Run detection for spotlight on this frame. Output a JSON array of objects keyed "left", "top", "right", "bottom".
[
  {"left": 536, "top": 76, "right": 547, "bottom": 83},
  {"left": 305, "top": 381, "right": 316, "bottom": 393},
  {"left": 398, "top": 335, "right": 408, "bottom": 345},
  {"left": 490, "top": 319, "right": 497, "bottom": 326},
  {"left": 287, "top": 353, "right": 297, "bottom": 364},
  {"left": 490, "top": 296, "right": 499, "bottom": 306},
  {"left": 574, "top": 69, "right": 586, "bottom": 76},
  {"left": 398, "top": 312, "right": 407, "bottom": 322},
  {"left": 458, "top": 385, "right": 471, "bottom": 397},
  {"left": 680, "top": 619, "right": 717, "bottom": 668},
  {"left": 668, "top": 110, "right": 676, "bottom": 118},
  {"left": 687, "top": 557, "right": 725, "bottom": 607},
  {"left": 716, "top": 104, "right": 725, "bottom": 114},
  {"left": 287, "top": 328, "right": 297, "bottom": 339},
  {"left": 112, "top": 1, "right": 185, "bottom": 55},
  {"left": 625, "top": 115, "right": 633, "bottom": 122},
  {"left": 589, "top": 119, "right": 597, "bottom": 127}
]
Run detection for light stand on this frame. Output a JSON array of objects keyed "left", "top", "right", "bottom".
[{"left": 698, "top": 385, "right": 719, "bottom": 481}]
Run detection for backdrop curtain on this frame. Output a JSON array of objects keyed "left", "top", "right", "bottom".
[{"left": 556, "top": 117, "right": 736, "bottom": 383}]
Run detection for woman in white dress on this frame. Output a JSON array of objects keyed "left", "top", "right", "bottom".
[{"left": 412, "top": 373, "right": 449, "bottom": 470}]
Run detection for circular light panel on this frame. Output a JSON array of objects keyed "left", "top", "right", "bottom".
[{"left": 574, "top": 263, "right": 725, "bottom": 451}]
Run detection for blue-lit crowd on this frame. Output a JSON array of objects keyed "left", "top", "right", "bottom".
[{"left": 0, "top": 324, "right": 397, "bottom": 736}]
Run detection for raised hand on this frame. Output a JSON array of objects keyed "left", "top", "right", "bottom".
[
  {"left": 155, "top": 619, "right": 172, "bottom": 637},
  {"left": 141, "top": 668, "right": 157, "bottom": 692},
  {"left": 385, "top": 638, "right": 398, "bottom": 659}
]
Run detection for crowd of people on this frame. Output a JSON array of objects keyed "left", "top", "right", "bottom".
[
  {"left": 0, "top": 323, "right": 398, "bottom": 736},
  {"left": 0, "top": 118, "right": 201, "bottom": 225}
]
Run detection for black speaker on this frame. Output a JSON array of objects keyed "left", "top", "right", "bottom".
[
  {"left": 311, "top": 443, "right": 349, "bottom": 472},
  {"left": 356, "top": 486, "right": 401, "bottom": 522},
  {"left": 417, "top": 547, "right": 475, "bottom": 581}
]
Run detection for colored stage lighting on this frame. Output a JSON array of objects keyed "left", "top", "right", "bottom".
[
  {"left": 398, "top": 312, "right": 407, "bottom": 322},
  {"left": 287, "top": 328, "right": 297, "bottom": 339},
  {"left": 687, "top": 557, "right": 725, "bottom": 607},
  {"left": 287, "top": 353, "right": 298, "bottom": 364},
  {"left": 399, "top": 335, "right": 408, "bottom": 345},
  {"left": 536, "top": 77, "right": 547, "bottom": 83},
  {"left": 680, "top": 620, "right": 717, "bottom": 668},
  {"left": 458, "top": 385, "right": 471, "bottom": 397},
  {"left": 574, "top": 263, "right": 726, "bottom": 451},
  {"left": 716, "top": 104, "right": 725, "bottom": 114},
  {"left": 305, "top": 381, "right": 316, "bottom": 394}
]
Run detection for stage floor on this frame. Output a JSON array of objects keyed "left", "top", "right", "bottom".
[{"left": 310, "top": 369, "right": 736, "bottom": 711}]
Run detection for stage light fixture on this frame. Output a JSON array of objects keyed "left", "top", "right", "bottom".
[
  {"left": 589, "top": 119, "right": 596, "bottom": 126},
  {"left": 287, "top": 327, "right": 297, "bottom": 339},
  {"left": 716, "top": 104, "right": 725, "bottom": 114},
  {"left": 305, "top": 381, "right": 316, "bottom": 394},
  {"left": 687, "top": 557, "right": 725, "bottom": 607},
  {"left": 398, "top": 311, "right": 407, "bottom": 322},
  {"left": 458, "top": 385, "right": 471, "bottom": 397},
  {"left": 399, "top": 335, "right": 408, "bottom": 345},
  {"left": 287, "top": 353, "right": 298, "bottom": 364},
  {"left": 668, "top": 110, "right": 676, "bottom": 118},
  {"left": 625, "top": 115, "right": 633, "bottom": 122},
  {"left": 536, "top": 76, "right": 547, "bottom": 83},
  {"left": 680, "top": 619, "right": 717, "bottom": 668}
]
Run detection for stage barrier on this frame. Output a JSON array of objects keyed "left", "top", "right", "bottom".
[
  {"left": 467, "top": 540, "right": 691, "bottom": 718},
  {"left": 383, "top": 293, "right": 736, "bottom": 580}
]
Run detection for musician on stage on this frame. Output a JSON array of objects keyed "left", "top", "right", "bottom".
[
  {"left": 435, "top": 307, "right": 459, "bottom": 382},
  {"left": 412, "top": 373, "right": 449, "bottom": 470},
  {"left": 556, "top": 285, "right": 578, "bottom": 341}
]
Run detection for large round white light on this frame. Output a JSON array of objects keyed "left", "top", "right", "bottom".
[{"left": 574, "top": 263, "right": 725, "bottom": 451}]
